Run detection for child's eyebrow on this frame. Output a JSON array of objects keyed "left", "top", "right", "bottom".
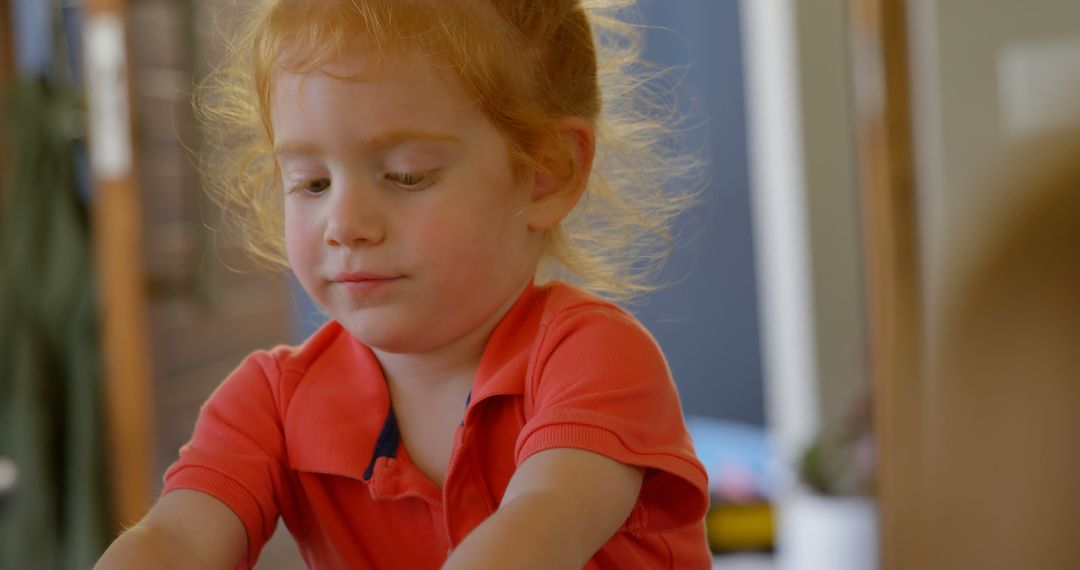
[{"left": 273, "top": 130, "right": 462, "bottom": 157}]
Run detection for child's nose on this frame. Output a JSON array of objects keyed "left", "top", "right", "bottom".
[{"left": 323, "top": 183, "right": 386, "bottom": 247}]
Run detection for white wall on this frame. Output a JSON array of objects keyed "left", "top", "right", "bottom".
[{"left": 742, "top": 0, "right": 867, "bottom": 467}]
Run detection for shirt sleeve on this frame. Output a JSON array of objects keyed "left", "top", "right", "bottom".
[
  {"left": 515, "top": 305, "right": 709, "bottom": 534},
  {"left": 162, "top": 350, "right": 290, "bottom": 568}
]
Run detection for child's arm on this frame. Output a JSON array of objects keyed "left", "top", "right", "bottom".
[
  {"left": 94, "top": 489, "right": 247, "bottom": 570},
  {"left": 443, "top": 447, "right": 645, "bottom": 570}
]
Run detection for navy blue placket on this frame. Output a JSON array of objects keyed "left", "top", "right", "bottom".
[
  {"left": 460, "top": 390, "right": 472, "bottom": 427},
  {"left": 363, "top": 408, "right": 401, "bottom": 480}
]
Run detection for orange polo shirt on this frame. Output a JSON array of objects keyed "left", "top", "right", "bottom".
[{"left": 163, "top": 281, "right": 710, "bottom": 569}]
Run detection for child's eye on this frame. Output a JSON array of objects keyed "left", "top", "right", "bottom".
[
  {"left": 290, "top": 177, "right": 331, "bottom": 195},
  {"left": 386, "top": 170, "right": 438, "bottom": 191}
]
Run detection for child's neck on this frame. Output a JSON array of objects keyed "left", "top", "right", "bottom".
[
  {"left": 374, "top": 340, "right": 482, "bottom": 398},
  {"left": 371, "top": 278, "right": 531, "bottom": 395}
]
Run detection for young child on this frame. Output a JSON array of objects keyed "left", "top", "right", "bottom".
[{"left": 96, "top": 1, "right": 709, "bottom": 568}]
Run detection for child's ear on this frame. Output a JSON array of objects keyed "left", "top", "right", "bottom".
[{"left": 525, "top": 118, "right": 596, "bottom": 231}]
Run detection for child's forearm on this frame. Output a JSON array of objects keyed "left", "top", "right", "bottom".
[
  {"left": 442, "top": 491, "right": 588, "bottom": 570},
  {"left": 94, "top": 523, "right": 208, "bottom": 570}
]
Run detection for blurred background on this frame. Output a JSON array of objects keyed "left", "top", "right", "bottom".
[{"left": 1, "top": 0, "right": 1078, "bottom": 569}]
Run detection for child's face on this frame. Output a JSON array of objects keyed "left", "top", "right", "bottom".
[{"left": 271, "top": 48, "right": 542, "bottom": 355}]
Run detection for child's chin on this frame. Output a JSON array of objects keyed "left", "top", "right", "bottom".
[{"left": 341, "top": 320, "right": 420, "bottom": 354}]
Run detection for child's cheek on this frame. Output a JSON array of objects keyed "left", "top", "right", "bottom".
[
  {"left": 284, "top": 210, "right": 319, "bottom": 271},
  {"left": 410, "top": 212, "right": 481, "bottom": 272}
]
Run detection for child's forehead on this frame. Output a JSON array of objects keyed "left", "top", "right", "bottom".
[
  {"left": 275, "top": 35, "right": 396, "bottom": 78},
  {"left": 267, "top": 45, "right": 494, "bottom": 146},
  {"left": 272, "top": 39, "right": 462, "bottom": 93}
]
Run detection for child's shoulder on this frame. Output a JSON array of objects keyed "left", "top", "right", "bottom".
[
  {"left": 530, "top": 281, "right": 661, "bottom": 362},
  {"left": 234, "top": 320, "right": 361, "bottom": 388},
  {"left": 273, "top": 319, "right": 355, "bottom": 370},
  {"left": 538, "top": 280, "right": 628, "bottom": 320},
  {"left": 538, "top": 281, "right": 649, "bottom": 335}
]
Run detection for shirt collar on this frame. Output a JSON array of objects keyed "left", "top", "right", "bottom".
[
  {"left": 285, "top": 329, "right": 392, "bottom": 479},
  {"left": 468, "top": 281, "right": 548, "bottom": 404}
]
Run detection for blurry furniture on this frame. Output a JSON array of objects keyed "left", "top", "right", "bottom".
[{"left": 687, "top": 416, "right": 775, "bottom": 554}]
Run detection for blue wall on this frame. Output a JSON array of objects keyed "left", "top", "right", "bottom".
[{"left": 632, "top": 0, "right": 764, "bottom": 425}]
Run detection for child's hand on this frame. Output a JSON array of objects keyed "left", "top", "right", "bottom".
[
  {"left": 94, "top": 489, "right": 247, "bottom": 570},
  {"left": 443, "top": 448, "right": 645, "bottom": 570}
]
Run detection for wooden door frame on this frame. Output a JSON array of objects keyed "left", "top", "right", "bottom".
[
  {"left": 847, "top": 0, "right": 924, "bottom": 568},
  {"left": 83, "top": 0, "right": 155, "bottom": 531}
]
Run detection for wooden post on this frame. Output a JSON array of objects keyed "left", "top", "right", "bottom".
[
  {"left": 82, "top": 0, "right": 155, "bottom": 531},
  {"left": 847, "top": 0, "right": 924, "bottom": 568}
]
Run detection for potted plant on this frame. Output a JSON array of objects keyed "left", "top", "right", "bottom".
[{"left": 777, "top": 390, "right": 879, "bottom": 570}]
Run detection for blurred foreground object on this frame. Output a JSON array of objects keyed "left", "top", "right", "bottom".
[
  {"left": 923, "top": 128, "right": 1080, "bottom": 570},
  {"left": 0, "top": 79, "right": 112, "bottom": 569}
]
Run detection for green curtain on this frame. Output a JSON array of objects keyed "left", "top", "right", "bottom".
[{"left": 0, "top": 79, "right": 112, "bottom": 570}]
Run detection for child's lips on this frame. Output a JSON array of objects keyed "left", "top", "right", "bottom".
[
  {"left": 330, "top": 272, "right": 403, "bottom": 293},
  {"left": 332, "top": 271, "right": 398, "bottom": 282}
]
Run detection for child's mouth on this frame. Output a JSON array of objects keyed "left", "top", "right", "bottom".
[{"left": 332, "top": 272, "right": 403, "bottom": 293}]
